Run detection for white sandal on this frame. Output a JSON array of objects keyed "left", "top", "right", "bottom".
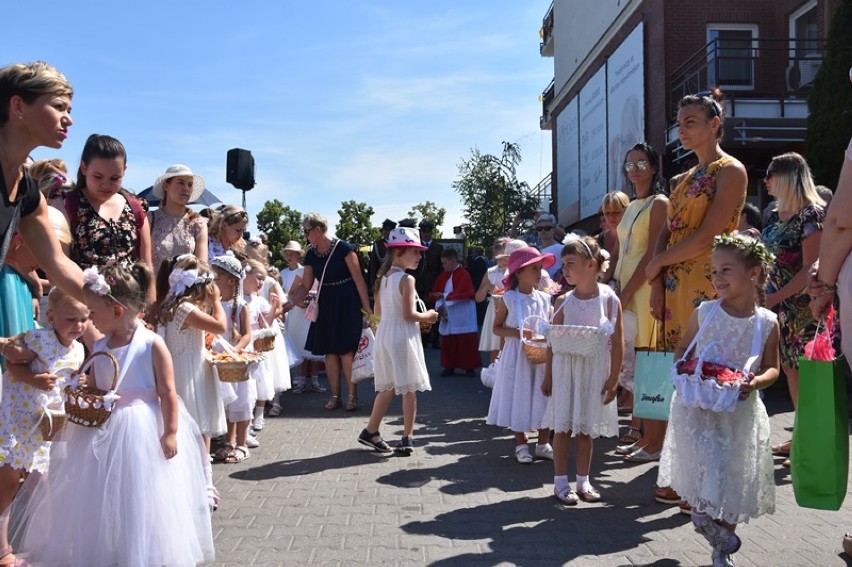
[{"left": 515, "top": 444, "right": 533, "bottom": 464}]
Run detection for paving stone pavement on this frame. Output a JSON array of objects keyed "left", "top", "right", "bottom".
[{"left": 210, "top": 349, "right": 852, "bottom": 566}]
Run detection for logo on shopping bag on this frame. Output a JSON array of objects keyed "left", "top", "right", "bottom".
[{"left": 641, "top": 393, "right": 666, "bottom": 404}]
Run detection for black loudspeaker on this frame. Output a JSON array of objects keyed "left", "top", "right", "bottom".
[{"left": 226, "top": 148, "right": 255, "bottom": 190}]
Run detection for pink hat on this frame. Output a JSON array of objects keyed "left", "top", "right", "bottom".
[
  {"left": 502, "top": 247, "right": 555, "bottom": 287},
  {"left": 385, "top": 227, "right": 427, "bottom": 250}
]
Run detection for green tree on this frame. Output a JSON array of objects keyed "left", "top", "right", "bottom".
[
  {"left": 806, "top": 0, "right": 852, "bottom": 187},
  {"left": 256, "top": 199, "right": 303, "bottom": 268},
  {"left": 335, "top": 200, "right": 378, "bottom": 249},
  {"left": 452, "top": 141, "right": 539, "bottom": 249},
  {"left": 408, "top": 201, "right": 446, "bottom": 238}
]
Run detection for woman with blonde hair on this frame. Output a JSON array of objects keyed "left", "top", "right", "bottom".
[
  {"left": 208, "top": 204, "right": 247, "bottom": 259},
  {"left": 599, "top": 191, "right": 630, "bottom": 283},
  {"left": 286, "top": 213, "right": 373, "bottom": 411},
  {"left": 761, "top": 151, "right": 825, "bottom": 463}
]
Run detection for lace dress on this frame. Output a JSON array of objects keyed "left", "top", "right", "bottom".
[
  {"left": 486, "top": 289, "right": 551, "bottom": 432},
  {"left": 158, "top": 302, "right": 226, "bottom": 437},
  {"left": 541, "top": 284, "right": 619, "bottom": 437},
  {"left": 658, "top": 301, "right": 777, "bottom": 524},
  {"left": 373, "top": 270, "right": 431, "bottom": 394},
  {"left": 148, "top": 209, "right": 205, "bottom": 274}
]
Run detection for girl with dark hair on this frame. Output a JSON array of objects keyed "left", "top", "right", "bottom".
[{"left": 51, "top": 133, "right": 151, "bottom": 269}]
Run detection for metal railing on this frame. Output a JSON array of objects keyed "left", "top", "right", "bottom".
[
  {"left": 540, "top": 79, "right": 555, "bottom": 129},
  {"left": 669, "top": 37, "right": 826, "bottom": 112},
  {"left": 540, "top": 2, "right": 555, "bottom": 56}
]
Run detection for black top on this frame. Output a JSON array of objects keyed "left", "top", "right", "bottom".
[{"left": 0, "top": 164, "right": 41, "bottom": 258}]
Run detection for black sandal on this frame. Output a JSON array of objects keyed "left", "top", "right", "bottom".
[{"left": 357, "top": 429, "right": 392, "bottom": 453}]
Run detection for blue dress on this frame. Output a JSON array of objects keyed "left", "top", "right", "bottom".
[
  {"left": 303, "top": 239, "right": 362, "bottom": 356},
  {"left": 0, "top": 265, "right": 35, "bottom": 369}
]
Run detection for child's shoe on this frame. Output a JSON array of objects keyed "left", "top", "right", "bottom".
[
  {"left": 291, "top": 379, "right": 305, "bottom": 395},
  {"left": 534, "top": 443, "right": 554, "bottom": 460},
  {"left": 308, "top": 376, "right": 327, "bottom": 393},
  {"left": 515, "top": 444, "right": 533, "bottom": 464},
  {"left": 252, "top": 414, "right": 265, "bottom": 431},
  {"left": 246, "top": 433, "right": 260, "bottom": 448},
  {"left": 268, "top": 403, "right": 283, "bottom": 417}
]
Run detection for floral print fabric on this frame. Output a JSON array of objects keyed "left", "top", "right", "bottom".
[
  {"left": 0, "top": 329, "right": 84, "bottom": 473},
  {"left": 70, "top": 191, "right": 145, "bottom": 268},
  {"left": 662, "top": 156, "right": 743, "bottom": 349},
  {"left": 761, "top": 204, "right": 825, "bottom": 367}
]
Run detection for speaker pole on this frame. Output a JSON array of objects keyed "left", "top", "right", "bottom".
[{"left": 242, "top": 189, "right": 247, "bottom": 211}]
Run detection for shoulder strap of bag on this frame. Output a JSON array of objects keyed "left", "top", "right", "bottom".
[
  {"left": 621, "top": 196, "right": 657, "bottom": 258},
  {"left": 677, "top": 300, "right": 723, "bottom": 362},
  {"left": 314, "top": 239, "right": 340, "bottom": 306},
  {"left": 0, "top": 200, "right": 22, "bottom": 266}
]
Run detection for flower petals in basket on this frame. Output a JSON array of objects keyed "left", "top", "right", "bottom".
[
  {"left": 252, "top": 327, "right": 277, "bottom": 352},
  {"left": 673, "top": 358, "right": 745, "bottom": 413},
  {"left": 521, "top": 315, "right": 549, "bottom": 365},
  {"left": 205, "top": 350, "right": 265, "bottom": 383},
  {"left": 64, "top": 351, "right": 120, "bottom": 428}
]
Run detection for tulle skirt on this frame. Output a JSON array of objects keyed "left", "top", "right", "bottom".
[
  {"left": 267, "top": 323, "right": 293, "bottom": 392},
  {"left": 285, "top": 306, "right": 323, "bottom": 361},
  {"left": 18, "top": 399, "right": 214, "bottom": 566}
]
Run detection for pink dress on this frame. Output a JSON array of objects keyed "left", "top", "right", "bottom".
[{"left": 148, "top": 208, "right": 206, "bottom": 273}]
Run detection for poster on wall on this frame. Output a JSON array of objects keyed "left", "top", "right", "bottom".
[
  {"left": 579, "top": 66, "right": 608, "bottom": 219},
  {"left": 607, "top": 22, "right": 645, "bottom": 195},
  {"left": 556, "top": 97, "right": 580, "bottom": 226}
]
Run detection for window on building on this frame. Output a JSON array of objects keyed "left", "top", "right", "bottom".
[
  {"left": 706, "top": 24, "right": 758, "bottom": 90},
  {"left": 791, "top": 1, "right": 819, "bottom": 55}
]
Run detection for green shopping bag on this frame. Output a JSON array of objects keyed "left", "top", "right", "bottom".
[
  {"left": 633, "top": 348, "right": 675, "bottom": 420},
  {"left": 791, "top": 356, "right": 849, "bottom": 510}
]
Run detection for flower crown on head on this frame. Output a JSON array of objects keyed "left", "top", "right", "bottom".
[
  {"left": 713, "top": 233, "right": 775, "bottom": 267},
  {"left": 82, "top": 266, "right": 128, "bottom": 308}
]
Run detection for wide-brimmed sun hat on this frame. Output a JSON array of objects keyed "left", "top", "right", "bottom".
[
  {"left": 385, "top": 227, "right": 427, "bottom": 250},
  {"left": 153, "top": 164, "right": 205, "bottom": 202},
  {"left": 282, "top": 240, "right": 304, "bottom": 255},
  {"left": 503, "top": 247, "right": 555, "bottom": 287}
]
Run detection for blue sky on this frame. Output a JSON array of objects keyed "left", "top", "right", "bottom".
[{"left": 7, "top": 1, "right": 553, "bottom": 236}]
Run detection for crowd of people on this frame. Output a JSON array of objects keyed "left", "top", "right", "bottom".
[{"left": 0, "top": 60, "right": 851, "bottom": 567}]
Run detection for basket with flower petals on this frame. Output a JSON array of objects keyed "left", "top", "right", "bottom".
[{"left": 64, "top": 351, "right": 120, "bottom": 428}]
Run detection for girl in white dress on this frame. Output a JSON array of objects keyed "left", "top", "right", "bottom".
[
  {"left": 156, "top": 254, "right": 227, "bottom": 509},
  {"left": 21, "top": 263, "right": 213, "bottom": 566},
  {"left": 358, "top": 227, "right": 439, "bottom": 454},
  {"left": 486, "top": 247, "right": 554, "bottom": 464},
  {"left": 243, "top": 259, "right": 282, "bottom": 433},
  {"left": 0, "top": 289, "right": 87, "bottom": 567},
  {"left": 211, "top": 254, "right": 255, "bottom": 464},
  {"left": 658, "top": 235, "right": 780, "bottom": 567},
  {"left": 476, "top": 238, "right": 510, "bottom": 362},
  {"left": 280, "top": 241, "right": 324, "bottom": 394},
  {"left": 542, "top": 236, "right": 623, "bottom": 505}
]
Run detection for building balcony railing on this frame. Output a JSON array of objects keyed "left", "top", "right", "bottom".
[
  {"left": 670, "top": 37, "right": 826, "bottom": 113},
  {"left": 539, "top": 78, "right": 555, "bottom": 130},
  {"left": 530, "top": 172, "right": 552, "bottom": 213},
  {"left": 540, "top": 2, "right": 555, "bottom": 57}
]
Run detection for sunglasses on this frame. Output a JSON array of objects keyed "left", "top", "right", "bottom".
[
  {"left": 536, "top": 226, "right": 554, "bottom": 232},
  {"left": 764, "top": 170, "right": 776, "bottom": 181},
  {"left": 624, "top": 160, "right": 650, "bottom": 172},
  {"left": 302, "top": 226, "right": 316, "bottom": 236}
]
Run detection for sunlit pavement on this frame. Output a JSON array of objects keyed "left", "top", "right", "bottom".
[{"left": 210, "top": 348, "right": 852, "bottom": 566}]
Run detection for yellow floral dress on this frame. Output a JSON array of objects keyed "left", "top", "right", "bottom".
[
  {"left": 661, "top": 156, "right": 744, "bottom": 349},
  {"left": 0, "top": 329, "right": 84, "bottom": 473}
]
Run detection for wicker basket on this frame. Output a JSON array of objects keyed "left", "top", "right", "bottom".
[
  {"left": 548, "top": 324, "right": 607, "bottom": 357},
  {"left": 252, "top": 328, "right": 277, "bottom": 352},
  {"left": 64, "top": 351, "right": 120, "bottom": 428},
  {"left": 520, "top": 315, "right": 549, "bottom": 365},
  {"left": 39, "top": 406, "right": 67, "bottom": 441},
  {"left": 205, "top": 351, "right": 262, "bottom": 383},
  {"left": 416, "top": 298, "right": 433, "bottom": 334}
]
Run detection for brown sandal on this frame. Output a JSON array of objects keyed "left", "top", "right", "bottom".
[
  {"left": 345, "top": 395, "right": 359, "bottom": 412},
  {"left": 324, "top": 395, "right": 341, "bottom": 410}
]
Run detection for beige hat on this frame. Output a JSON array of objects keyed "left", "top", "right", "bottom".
[
  {"left": 153, "top": 164, "right": 205, "bottom": 202},
  {"left": 500, "top": 239, "right": 528, "bottom": 258},
  {"left": 282, "top": 240, "right": 304, "bottom": 255}
]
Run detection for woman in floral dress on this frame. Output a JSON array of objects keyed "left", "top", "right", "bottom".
[
  {"left": 642, "top": 89, "right": 747, "bottom": 506},
  {"left": 761, "top": 152, "right": 825, "bottom": 462}
]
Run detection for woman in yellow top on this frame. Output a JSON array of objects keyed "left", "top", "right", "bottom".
[
  {"left": 610, "top": 143, "right": 668, "bottom": 449},
  {"left": 641, "top": 89, "right": 747, "bottom": 506}
]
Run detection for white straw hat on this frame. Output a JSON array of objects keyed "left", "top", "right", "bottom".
[
  {"left": 282, "top": 240, "right": 304, "bottom": 255},
  {"left": 153, "top": 164, "right": 205, "bottom": 202}
]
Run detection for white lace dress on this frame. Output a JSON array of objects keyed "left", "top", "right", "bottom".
[
  {"left": 658, "top": 301, "right": 777, "bottom": 524},
  {"left": 373, "top": 270, "right": 431, "bottom": 394},
  {"left": 486, "top": 289, "right": 551, "bottom": 432},
  {"left": 478, "top": 265, "right": 506, "bottom": 352},
  {"left": 158, "top": 302, "right": 227, "bottom": 437},
  {"left": 541, "top": 284, "right": 619, "bottom": 437}
]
